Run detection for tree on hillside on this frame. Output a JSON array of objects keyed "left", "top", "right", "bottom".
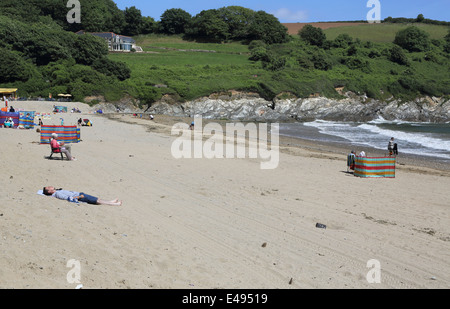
[
  {"left": 72, "top": 34, "right": 108, "bottom": 65},
  {"left": 394, "top": 26, "right": 431, "bottom": 52},
  {"left": 217, "top": 6, "right": 254, "bottom": 40},
  {"left": 298, "top": 25, "right": 326, "bottom": 47},
  {"left": 23, "top": 28, "right": 74, "bottom": 66},
  {"left": 69, "top": 0, "right": 125, "bottom": 33},
  {"left": 389, "top": 45, "right": 409, "bottom": 65},
  {"left": 416, "top": 14, "right": 425, "bottom": 23},
  {"left": 141, "top": 16, "right": 156, "bottom": 34},
  {"left": 445, "top": 30, "right": 450, "bottom": 53},
  {"left": 186, "top": 9, "right": 229, "bottom": 42},
  {"left": 92, "top": 58, "right": 131, "bottom": 81},
  {"left": 0, "top": 49, "right": 35, "bottom": 83},
  {"left": 247, "top": 11, "right": 288, "bottom": 44},
  {"left": 123, "top": 6, "right": 144, "bottom": 36},
  {"left": 333, "top": 34, "right": 353, "bottom": 48},
  {"left": 159, "top": 8, "right": 192, "bottom": 35}
]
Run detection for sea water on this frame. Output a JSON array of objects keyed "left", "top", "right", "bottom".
[{"left": 279, "top": 117, "right": 450, "bottom": 161}]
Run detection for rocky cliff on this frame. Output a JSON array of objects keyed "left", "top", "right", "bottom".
[
  {"left": 146, "top": 91, "right": 450, "bottom": 123},
  {"left": 89, "top": 91, "right": 450, "bottom": 123}
]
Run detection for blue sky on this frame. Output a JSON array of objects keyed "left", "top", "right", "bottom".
[{"left": 113, "top": 0, "right": 450, "bottom": 23}]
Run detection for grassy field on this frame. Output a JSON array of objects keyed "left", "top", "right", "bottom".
[
  {"left": 107, "top": 23, "right": 449, "bottom": 105},
  {"left": 109, "top": 43, "right": 265, "bottom": 102},
  {"left": 323, "top": 23, "right": 449, "bottom": 42},
  {"left": 134, "top": 34, "right": 250, "bottom": 53}
]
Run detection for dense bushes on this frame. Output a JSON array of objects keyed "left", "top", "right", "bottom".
[
  {"left": 92, "top": 58, "right": 132, "bottom": 81},
  {"left": 72, "top": 34, "right": 109, "bottom": 65},
  {"left": 445, "top": 30, "right": 450, "bottom": 53},
  {"left": 0, "top": 49, "right": 36, "bottom": 83},
  {"left": 298, "top": 25, "right": 326, "bottom": 47},
  {"left": 245, "top": 24, "right": 449, "bottom": 100},
  {"left": 185, "top": 6, "right": 288, "bottom": 44},
  {"left": 389, "top": 45, "right": 410, "bottom": 65},
  {"left": 394, "top": 26, "right": 431, "bottom": 52},
  {"left": 0, "top": 13, "right": 131, "bottom": 100}
]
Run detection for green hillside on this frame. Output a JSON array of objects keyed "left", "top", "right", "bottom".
[
  {"left": 113, "top": 26, "right": 450, "bottom": 105},
  {"left": 0, "top": 0, "right": 449, "bottom": 108},
  {"left": 324, "top": 23, "right": 449, "bottom": 42}
]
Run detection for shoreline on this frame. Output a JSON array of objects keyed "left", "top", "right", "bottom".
[{"left": 105, "top": 113, "right": 450, "bottom": 177}]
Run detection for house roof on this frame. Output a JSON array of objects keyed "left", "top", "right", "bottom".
[{"left": 75, "top": 30, "right": 135, "bottom": 43}]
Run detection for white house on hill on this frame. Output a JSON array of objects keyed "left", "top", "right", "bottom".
[{"left": 75, "top": 31, "right": 140, "bottom": 52}]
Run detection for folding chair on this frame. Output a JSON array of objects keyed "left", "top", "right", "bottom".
[{"left": 48, "top": 145, "right": 65, "bottom": 160}]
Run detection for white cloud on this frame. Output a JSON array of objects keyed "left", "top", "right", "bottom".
[{"left": 272, "top": 8, "right": 308, "bottom": 22}]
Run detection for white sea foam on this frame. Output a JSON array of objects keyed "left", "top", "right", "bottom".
[
  {"left": 280, "top": 120, "right": 450, "bottom": 159},
  {"left": 358, "top": 124, "right": 450, "bottom": 153}
]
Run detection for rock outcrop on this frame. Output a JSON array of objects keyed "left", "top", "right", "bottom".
[
  {"left": 89, "top": 91, "right": 450, "bottom": 123},
  {"left": 146, "top": 92, "right": 450, "bottom": 123}
]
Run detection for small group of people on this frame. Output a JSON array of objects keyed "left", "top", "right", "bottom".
[
  {"left": 52, "top": 106, "right": 66, "bottom": 113},
  {"left": 3, "top": 117, "right": 14, "bottom": 128},
  {"left": 347, "top": 150, "right": 366, "bottom": 172},
  {"left": 347, "top": 137, "right": 399, "bottom": 172},
  {"left": 388, "top": 137, "right": 398, "bottom": 156},
  {"left": 77, "top": 118, "right": 92, "bottom": 127},
  {"left": 50, "top": 133, "right": 76, "bottom": 161},
  {"left": 71, "top": 107, "right": 81, "bottom": 113}
]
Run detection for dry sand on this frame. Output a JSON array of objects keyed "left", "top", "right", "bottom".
[{"left": 0, "top": 101, "right": 449, "bottom": 289}]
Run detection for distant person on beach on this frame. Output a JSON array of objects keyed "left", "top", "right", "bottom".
[
  {"left": 9, "top": 106, "right": 15, "bottom": 112},
  {"left": 347, "top": 150, "right": 356, "bottom": 172},
  {"left": 149, "top": 114, "right": 154, "bottom": 120},
  {"left": 82, "top": 119, "right": 92, "bottom": 126},
  {"left": 42, "top": 186, "right": 122, "bottom": 206},
  {"left": 3, "top": 117, "right": 14, "bottom": 128},
  {"left": 189, "top": 121, "right": 194, "bottom": 130},
  {"left": 50, "top": 133, "right": 76, "bottom": 161},
  {"left": 388, "top": 137, "right": 395, "bottom": 156},
  {"left": 393, "top": 143, "right": 398, "bottom": 156},
  {"left": 77, "top": 118, "right": 83, "bottom": 126},
  {"left": 38, "top": 118, "right": 43, "bottom": 126}
]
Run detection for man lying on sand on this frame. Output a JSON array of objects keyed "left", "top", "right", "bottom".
[{"left": 42, "top": 186, "right": 122, "bottom": 206}]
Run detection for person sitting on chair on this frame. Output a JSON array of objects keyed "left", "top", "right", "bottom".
[
  {"left": 3, "top": 117, "right": 14, "bottom": 128},
  {"left": 50, "top": 133, "right": 76, "bottom": 161}
]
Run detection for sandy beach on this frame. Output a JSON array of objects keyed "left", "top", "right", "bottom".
[{"left": 0, "top": 100, "right": 449, "bottom": 289}]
